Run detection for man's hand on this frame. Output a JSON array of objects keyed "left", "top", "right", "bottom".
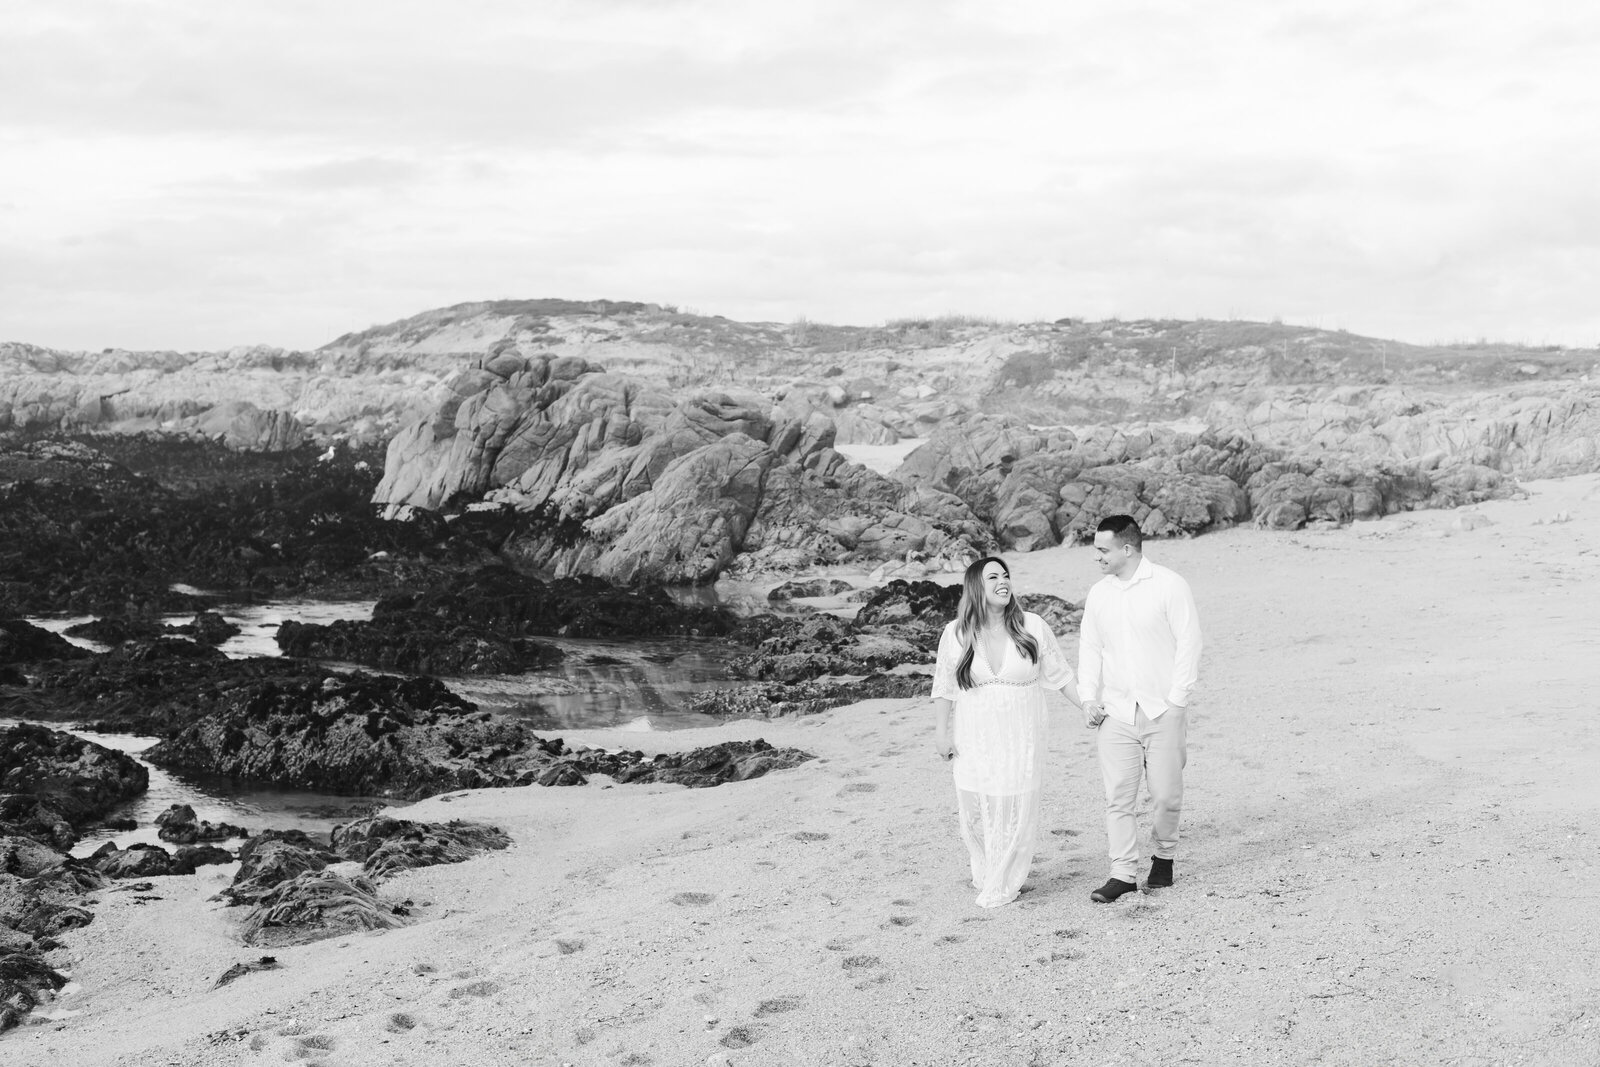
[
  {"left": 1082, "top": 701, "right": 1107, "bottom": 729},
  {"left": 934, "top": 732, "right": 957, "bottom": 761}
]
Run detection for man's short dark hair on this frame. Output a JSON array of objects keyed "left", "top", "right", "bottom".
[{"left": 1096, "top": 514, "right": 1143, "bottom": 550}]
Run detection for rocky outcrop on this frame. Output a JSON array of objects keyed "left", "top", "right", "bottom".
[
  {"left": 367, "top": 567, "right": 737, "bottom": 640},
  {"left": 0, "top": 723, "right": 149, "bottom": 834},
  {"left": 898, "top": 410, "right": 1529, "bottom": 542},
  {"left": 238, "top": 869, "right": 406, "bottom": 947},
  {"left": 153, "top": 804, "right": 249, "bottom": 845},
  {"left": 140, "top": 670, "right": 814, "bottom": 797},
  {"left": 0, "top": 433, "right": 501, "bottom": 618},
  {"left": 276, "top": 615, "right": 565, "bottom": 675},
  {"left": 84, "top": 841, "right": 235, "bottom": 879},
  {"left": 0, "top": 725, "right": 148, "bottom": 1032},
  {"left": 330, "top": 816, "right": 511, "bottom": 879},
  {"left": 373, "top": 357, "right": 991, "bottom": 583},
  {"left": 0, "top": 620, "right": 91, "bottom": 665},
  {"left": 683, "top": 674, "right": 931, "bottom": 720},
  {"left": 16, "top": 648, "right": 335, "bottom": 736}
]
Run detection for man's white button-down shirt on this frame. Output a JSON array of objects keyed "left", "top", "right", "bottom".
[{"left": 1077, "top": 555, "right": 1202, "bottom": 723}]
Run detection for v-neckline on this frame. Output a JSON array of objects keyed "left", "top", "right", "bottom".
[{"left": 978, "top": 629, "right": 1010, "bottom": 674}]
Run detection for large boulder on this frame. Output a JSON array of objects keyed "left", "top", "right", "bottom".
[{"left": 0, "top": 723, "right": 149, "bottom": 837}]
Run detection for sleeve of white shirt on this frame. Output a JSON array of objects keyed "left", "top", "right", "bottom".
[
  {"left": 1033, "top": 614, "right": 1076, "bottom": 692},
  {"left": 1164, "top": 573, "right": 1202, "bottom": 708},
  {"left": 1076, "top": 587, "right": 1102, "bottom": 705},
  {"left": 930, "top": 621, "right": 963, "bottom": 701}
]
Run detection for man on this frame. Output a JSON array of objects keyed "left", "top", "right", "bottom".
[{"left": 1077, "top": 514, "right": 1202, "bottom": 903}]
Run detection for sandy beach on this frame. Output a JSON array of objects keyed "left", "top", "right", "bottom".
[{"left": 9, "top": 474, "right": 1599, "bottom": 1067}]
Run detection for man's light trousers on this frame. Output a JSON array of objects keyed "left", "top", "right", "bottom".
[{"left": 1097, "top": 704, "right": 1187, "bottom": 883}]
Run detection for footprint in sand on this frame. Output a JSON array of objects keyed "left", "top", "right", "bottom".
[
  {"left": 670, "top": 891, "right": 717, "bottom": 906},
  {"left": 1050, "top": 828, "right": 1080, "bottom": 837},
  {"left": 886, "top": 916, "right": 918, "bottom": 928},
  {"left": 841, "top": 955, "right": 881, "bottom": 971},
  {"left": 754, "top": 995, "right": 804, "bottom": 1017},
  {"left": 386, "top": 1013, "right": 418, "bottom": 1033},
  {"left": 937, "top": 934, "right": 965, "bottom": 944},
  {"left": 720, "top": 1025, "right": 761, "bottom": 1049},
  {"left": 824, "top": 936, "right": 862, "bottom": 951},
  {"left": 1119, "top": 898, "right": 1162, "bottom": 919},
  {"left": 891, "top": 898, "right": 916, "bottom": 907},
  {"left": 791, "top": 831, "right": 830, "bottom": 842},
  {"left": 449, "top": 980, "right": 500, "bottom": 998},
  {"left": 298, "top": 1035, "right": 336, "bottom": 1052},
  {"left": 839, "top": 782, "right": 879, "bottom": 794},
  {"left": 554, "top": 938, "right": 584, "bottom": 955},
  {"left": 1053, "top": 928, "right": 1085, "bottom": 939}
]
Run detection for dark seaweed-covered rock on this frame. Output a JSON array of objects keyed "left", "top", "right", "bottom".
[
  {"left": 239, "top": 869, "right": 406, "bottom": 947},
  {"left": 331, "top": 816, "right": 511, "bottom": 879},
  {"left": 604, "top": 739, "right": 814, "bottom": 786},
  {"left": 86, "top": 841, "right": 175, "bottom": 879},
  {"left": 372, "top": 566, "right": 737, "bottom": 639},
  {"left": 0, "top": 796, "right": 76, "bottom": 853},
  {"left": 171, "top": 611, "right": 240, "bottom": 645},
  {"left": 153, "top": 804, "right": 249, "bottom": 844},
  {"left": 170, "top": 844, "right": 236, "bottom": 875},
  {"left": 731, "top": 580, "right": 1079, "bottom": 686},
  {"left": 0, "top": 723, "right": 149, "bottom": 837},
  {"left": 20, "top": 652, "right": 336, "bottom": 736},
  {"left": 0, "top": 433, "right": 500, "bottom": 619},
  {"left": 222, "top": 830, "right": 338, "bottom": 906},
  {"left": 0, "top": 836, "right": 66, "bottom": 879},
  {"left": 276, "top": 614, "right": 564, "bottom": 675},
  {"left": 65, "top": 611, "right": 241, "bottom": 647},
  {"left": 731, "top": 614, "right": 926, "bottom": 682},
  {"left": 767, "top": 578, "right": 855, "bottom": 601},
  {"left": 850, "top": 579, "right": 964, "bottom": 642},
  {"left": 0, "top": 619, "right": 91, "bottom": 664},
  {"left": 143, "top": 669, "right": 813, "bottom": 796},
  {"left": 0, "top": 949, "right": 68, "bottom": 1033},
  {"left": 143, "top": 672, "right": 547, "bottom": 800},
  {"left": 683, "top": 673, "right": 932, "bottom": 720},
  {"left": 62, "top": 616, "right": 167, "bottom": 644},
  {"left": 0, "top": 862, "right": 106, "bottom": 940}
]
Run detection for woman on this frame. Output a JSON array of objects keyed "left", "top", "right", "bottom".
[{"left": 931, "top": 556, "right": 1077, "bottom": 908}]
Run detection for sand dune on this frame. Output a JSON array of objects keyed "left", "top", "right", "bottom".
[{"left": 9, "top": 475, "right": 1600, "bottom": 1066}]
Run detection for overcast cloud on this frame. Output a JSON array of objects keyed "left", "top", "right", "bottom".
[{"left": 3, "top": 0, "right": 1598, "bottom": 351}]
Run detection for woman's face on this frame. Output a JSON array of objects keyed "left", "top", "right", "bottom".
[{"left": 981, "top": 561, "right": 1012, "bottom": 611}]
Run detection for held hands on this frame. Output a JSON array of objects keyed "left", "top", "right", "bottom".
[
  {"left": 934, "top": 732, "right": 957, "bottom": 762},
  {"left": 1082, "top": 701, "right": 1107, "bottom": 729}
]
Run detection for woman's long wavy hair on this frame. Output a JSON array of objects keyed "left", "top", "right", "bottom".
[{"left": 954, "top": 555, "right": 1036, "bottom": 690}]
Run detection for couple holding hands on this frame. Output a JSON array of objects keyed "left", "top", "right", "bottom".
[{"left": 930, "top": 514, "right": 1203, "bottom": 908}]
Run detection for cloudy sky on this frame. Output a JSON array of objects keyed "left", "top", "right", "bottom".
[{"left": 3, "top": 0, "right": 1598, "bottom": 351}]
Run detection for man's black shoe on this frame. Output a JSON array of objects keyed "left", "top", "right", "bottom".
[
  {"left": 1090, "top": 878, "right": 1139, "bottom": 903},
  {"left": 1147, "top": 857, "right": 1174, "bottom": 888}
]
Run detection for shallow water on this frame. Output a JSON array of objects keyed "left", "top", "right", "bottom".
[
  {"left": 0, "top": 718, "right": 386, "bottom": 856},
  {"left": 18, "top": 595, "right": 757, "bottom": 849}
]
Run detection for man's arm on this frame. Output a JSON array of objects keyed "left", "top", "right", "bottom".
[
  {"left": 1077, "top": 587, "right": 1105, "bottom": 725},
  {"left": 1165, "top": 574, "right": 1202, "bottom": 708}
]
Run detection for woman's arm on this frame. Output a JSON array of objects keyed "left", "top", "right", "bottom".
[{"left": 933, "top": 697, "right": 954, "bottom": 759}]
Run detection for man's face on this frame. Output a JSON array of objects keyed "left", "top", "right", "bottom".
[{"left": 1092, "top": 531, "right": 1135, "bottom": 578}]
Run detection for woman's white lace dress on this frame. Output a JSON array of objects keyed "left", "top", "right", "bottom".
[{"left": 931, "top": 611, "right": 1075, "bottom": 908}]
